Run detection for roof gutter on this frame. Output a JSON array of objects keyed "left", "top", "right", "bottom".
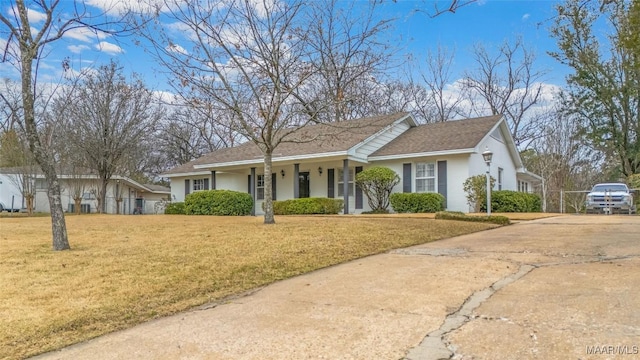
[
  {"left": 193, "top": 151, "right": 349, "bottom": 169},
  {"left": 369, "top": 148, "right": 474, "bottom": 162}
]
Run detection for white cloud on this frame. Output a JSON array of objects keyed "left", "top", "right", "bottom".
[
  {"left": 85, "top": 0, "right": 173, "bottom": 15},
  {"left": 95, "top": 41, "right": 124, "bottom": 54},
  {"left": 68, "top": 45, "right": 91, "bottom": 54},
  {"left": 26, "top": 7, "right": 47, "bottom": 23},
  {"left": 522, "top": 13, "right": 531, "bottom": 21},
  {"left": 166, "top": 44, "right": 189, "bottom": 55},
  {"left": 63, "top": 27, "right": 109, "bottom": 43}
]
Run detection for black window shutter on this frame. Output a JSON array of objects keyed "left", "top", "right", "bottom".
[
  {"left": 355, "top": 166, "right": 363, "bottom": 209},
  {"left": 437, "top": 161, "right": 447, "bottom": 208},
  {"left": 327, "top": 168, "right": 335, "bottom": 198},
  {"left": 204, "top": 178, "right": 209, "bottom": 190},
  {"left": 247, "top": 175, "right": 251, "bottom": 194},
  {"left": 185, "top": 179, "right": 190, "bottom": 196},
  {"left": 402, "top": 163, "right": 412, "bottom": 193},
  {"left": 272, "top": 173, "right": 277, "bottom": 200}
]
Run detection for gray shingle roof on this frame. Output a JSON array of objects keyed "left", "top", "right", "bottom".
[
  {"left": 370, "top": 115, "right": 503, "bottom": 157},
  {"left": 163, "top": 112, "right": 410, "bottom": 175}
]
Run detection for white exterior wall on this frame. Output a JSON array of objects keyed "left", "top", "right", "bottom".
[
  {"left": 0, "top": 174, "right": 25, "bottom": 210},
  {"left": 373, "top": 154, "right": 471, "bottom": 213},
  {"left": 473, "top": 131, "right": 518, "bottom": 193},
  {"left": 445, "top": 156, "right": 473, "bottom": 212},
  {"left": 32, "top": 179, "right": 168, "bottom": 214}
]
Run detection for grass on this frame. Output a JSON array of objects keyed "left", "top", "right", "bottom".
[{"left": 0, "top": 214, "right": 499, "bottom": 360}]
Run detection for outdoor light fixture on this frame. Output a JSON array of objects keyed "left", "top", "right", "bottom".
[
  {"left": 482, "top": 147, "right": 493, "bottom": 216},
  {"left": 318, "top": 167, "right": 323, "bottom": 176},
  {"left": 280, "top": 169, "right": 285, "bottom": 178}
]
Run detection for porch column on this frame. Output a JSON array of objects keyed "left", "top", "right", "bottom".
[
  {"left": 211, "top": 170, "right": 216, "bottom": 190},
  {"left": 343, "top": 159, "right": 349, "bottom": 214},
  {"left": 293, "top": 163, "right": 300, "bottom": 198},
  {"left": 250, "top": 167, "right": 256, "bottom": 216}
]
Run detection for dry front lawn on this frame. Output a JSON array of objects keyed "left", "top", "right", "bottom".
[{"left": 1, "top": 215, "right": 496, "bottom": 359}]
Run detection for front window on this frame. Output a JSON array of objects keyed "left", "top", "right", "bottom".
[
  {"left": 415, "top": 163, "right": 435, "bottom": 192},
  {"left": 337, "top": 168, "right": 354, "bottom": 197},
  {"left": 193, "top": 179, "right": 205, "bottom": 191},
  {"left": 498, "top": 168, "right": 503, "bottom": 190},
  {"left": 257, "top": 175, "right": 265, "bottom": 200}
]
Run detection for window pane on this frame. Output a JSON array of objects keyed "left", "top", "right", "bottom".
[
  {"left": 416, "top": 179, "right": 425, "bottom": 192},
  {"left": 426, "top": 178, "right": 435, "bottom": 192},
  {"left": 257, "top": 188, "right": 264, "bottom": 200},
  {"left": 416, "top": 163, "right": 426, "bottom": 178},
  {"left": 193, "top": 179, "right": 204, "bottom": 191},
  {"left": 426, "top": 163, "right": 435, "bottom": 177}
]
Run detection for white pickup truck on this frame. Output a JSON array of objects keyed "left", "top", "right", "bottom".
[{"left": 585, "top": 183, "right": 636, "bottom": 214}]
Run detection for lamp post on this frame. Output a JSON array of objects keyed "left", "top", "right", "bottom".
[{"left": 482, "top": 147, "right": 493, "bottom": 216}]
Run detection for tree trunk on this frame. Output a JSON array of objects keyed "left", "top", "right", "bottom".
[
  {"left": 99, "top": 178, "right": 108, "bottom": 214},
  {"left": 25, "top": 194, "right": 34, "bottom": 216},
  {"left": 74, "top": 197, "right": 82, "bottom": 215},
  {"left": 263, "top": 151, "right": 275, "bottom": 224},
  {"left": 46, "top": 174, "right": 70, "bottom": 250},
  {"left": 20, "top": 41, "right": 70, "bottom": 251}
]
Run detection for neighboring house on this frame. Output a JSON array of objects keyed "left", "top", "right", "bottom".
[
  {"left": 163, "top": 112, "right": 542, "bottom": 214},
  {"left": 0, "top": 167, "right": 170, "bottom": 214}
]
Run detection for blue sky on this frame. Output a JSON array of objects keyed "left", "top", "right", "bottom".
[
  {"left": 389, "top": 0, "right": 568, "bottom": 83},
  {"left": 0, "top": 0, "right": 570, "bottom": 91}
]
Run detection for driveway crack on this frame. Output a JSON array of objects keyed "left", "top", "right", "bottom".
[{"left": 403, "top": 264, "right": 535, "bottom": 360}]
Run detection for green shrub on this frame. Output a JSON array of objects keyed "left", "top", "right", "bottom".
[
  {"left": 389, "top": 193, "right": 445, "bottom": 213},
  {"left": 355, "top": 166, "right": 400, "bottom": 212},
  {"left": 435, "top": 211, "right": 511, "bottom": 225},
  {"left": 463, "top": 175, "right": 496, "bottom": 212},
  {"left": 490, "top": 191, "right": 542, "bottom": 212},
  {"left": 270, "top": 197, "right": 344, "bottom": 215},
  {"left": 185, "top": 190, "right": 253, "bottom": 215},
  {"left": 164, "top": 202, "right": 185, "bottom": 215}
]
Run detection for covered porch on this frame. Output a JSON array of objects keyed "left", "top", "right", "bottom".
[{"left": 194, "top": 156, "right": 369, "bottom": 216}]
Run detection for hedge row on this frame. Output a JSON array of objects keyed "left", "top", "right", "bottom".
[
  {"left": 184, "top": 190, "right": 253, "bottom": 215},
  {"left": 389, "top": 193, "right": 445, "bottom": 213},
  {"left": 435, "top": 211, "right": 511, "bottom": 225},
  {"left": 270, "top": 197, "right": 344, "bottom": 215},
  {"left": 164, "top": 202, "right": 186, "bottom": 215},
  {"left": 484, "top": 190, "right": 541, "bottom": 213}
]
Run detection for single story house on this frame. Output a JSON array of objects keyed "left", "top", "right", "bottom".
[
  {"left": 163, "top": 112, "right": 542, "bottom": 214},
  {"left": 0, "top": 167, "right": 170, "bottom": 214}
]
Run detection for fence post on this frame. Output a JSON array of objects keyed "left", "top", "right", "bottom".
[{"left": 560, "top": 189, "right": 564, "bottom": 214}]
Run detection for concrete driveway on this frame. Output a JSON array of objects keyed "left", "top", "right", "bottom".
[{"left": 32, "top": 215, "right": 640, "bottom": 360}]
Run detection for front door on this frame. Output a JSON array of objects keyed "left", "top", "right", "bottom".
[{"left": 298, "top": 172, "right": 310, "bottom": 198}]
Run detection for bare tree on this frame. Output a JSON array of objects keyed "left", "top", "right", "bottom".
[
  {"left": 59, "top": 61, "right": 162, "bottom": 213},
  {"left": 461, "top": 38, "right": 550, "bottom": 147},
  {"left": 143, "top": 0, "right": 333, "bottom": 224},
  {"left": 304, "top": 0, "right": 395, "bottom": 123},
  {"left": 142, "top": 0, "right": 477, "bottom": 224},
  {"left": 523, "top": 103, "right": 603, "bottom": 212},
  {"left": 417, "top": 45, "right": 464, "bottom": 123},
  {"left": 157, "top": 106, "right": 242, "bottom": 169},
  {"left": 0, "top": 0, "right": 135, "bottom": 250}
]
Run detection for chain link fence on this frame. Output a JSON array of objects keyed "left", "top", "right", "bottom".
[{"left": 541, "top": 188, "right": 640, "bottom": 214}]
